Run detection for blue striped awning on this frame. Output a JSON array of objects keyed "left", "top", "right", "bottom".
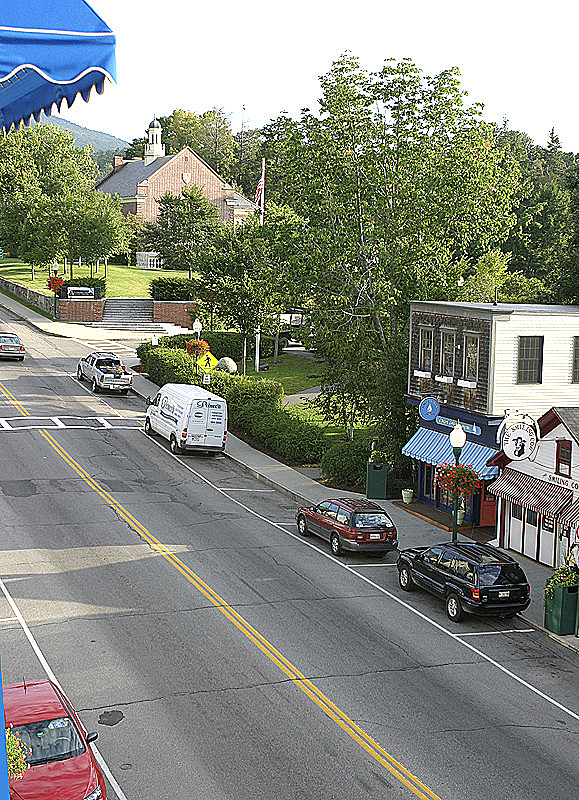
[{"left": 402, "top": 427, "right": 498, "bottom": 479}]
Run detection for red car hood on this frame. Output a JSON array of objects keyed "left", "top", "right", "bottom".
[{"left": 10, "top": 751, "right": 99, "bottom": 800}]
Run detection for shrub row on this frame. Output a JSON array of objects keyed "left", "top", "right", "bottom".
[
  {"left": 321, "top": 438, "right": 373, "bottom": 491},
  {"left": 141, "top": 346, "right": 323, "bottom": 465},
  {"left": 137, "top": 331, "right": 276, "bottom": 369},
  {"left": 149, "top": 276, "right": 196, "bottom": 300}
]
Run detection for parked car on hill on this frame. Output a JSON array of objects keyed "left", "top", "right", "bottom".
[
  {"left": 296, "top": 498, "right": 398, "bottom": 556},
  {"left": 397, "top": 542, "right": 531, "bottom": 622},
  {"left": 0, "top": 333, "right": 25, "bottom": 360},
  {"left": 77, "top": 351, "right": 132, "bottom": 394},
  {"left": 3, "top": 679, "right": 106, "bottom": 800}
]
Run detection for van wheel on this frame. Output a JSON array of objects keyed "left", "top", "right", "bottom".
[
  {"left": 169, "top": 435, "right": 180, "bottom": 454},
  {"left": 398, "top": 565, "right": 415, "bottom": 591},
  {"left": 92, "top": 379, "right": 99, "bottom": 393},
  {"left": 330, "top": 532, "right": 342, "bottom": 556},
  {"left": 144, "top": 418, "right": 152, "bottom": 435},
  {"left": 297, "top": 515, "right": 309, "bottom": 537},
  {"left": 446, "top": 592, "right": 464, "bottom": 622}
]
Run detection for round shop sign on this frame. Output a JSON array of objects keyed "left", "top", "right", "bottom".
[
  {"left": 419, "top": 397, "right": 440, "bottom": 421},
  {"left": 502, "top": 421, "right": 538, "bottom": 461}
]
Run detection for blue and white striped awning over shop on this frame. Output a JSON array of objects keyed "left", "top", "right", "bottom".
[{"left": 402, "top": 427, "right": 498, "bottom": 479}]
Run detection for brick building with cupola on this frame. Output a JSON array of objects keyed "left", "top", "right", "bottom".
[{"left": 96, "top": 117, "right": 255, "bottom": 268}]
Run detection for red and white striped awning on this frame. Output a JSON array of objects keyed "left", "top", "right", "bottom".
[
  {"left": 556, "top": 497, "right": 579, "bottom": 527},
  {"left": 488, "top": 468, "right": 572, "bottom": 517}
]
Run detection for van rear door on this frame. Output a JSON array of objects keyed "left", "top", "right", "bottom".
[
  {"left": 186, "top": 399, "right": 208, "bottom": 445},
  {"left": 205, "top": 399, "right": 226, "bottom": 448}
]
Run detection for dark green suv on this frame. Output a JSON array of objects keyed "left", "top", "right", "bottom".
[{"left": 397, "top": 542, "right": 530, "bottom": 622}]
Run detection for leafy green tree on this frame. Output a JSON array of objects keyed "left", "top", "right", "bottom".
[
  {"left": 143, "top": 186, "right": 220, "bottom": 277},
  {"left": 263, "top": 55, "right": 521, "bottom": 459},
  {"left": 457, "top": 250, "right": 547, "bottom": 303}
]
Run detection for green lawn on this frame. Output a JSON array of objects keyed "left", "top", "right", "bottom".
[
  {"left": 244, "top": 352, "right": 324, "bottom": 395},
  {"left": 288, "top": 401, "right": 374, "bottom": 443},
  {"left": 0, "top": 259, "right": 190, "bottom": 297}
]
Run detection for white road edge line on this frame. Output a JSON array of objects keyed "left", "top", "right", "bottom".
[
  {"left": 455, "top": 629, "right": 535, "bottom": 636},
  {"left": 142, "top": 430, "right": 579, "bottom": 724},
  {"left": 0, "top": 578, "right": 129, "bottom": 800}
]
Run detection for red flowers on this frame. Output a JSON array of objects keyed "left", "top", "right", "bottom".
[
  {"left": 435, "top": 463, "right": 480, "bottom": 496},
  {"left": 186, "top": 338, "right": 210, "bottom": 359},
  {"left": 47, "top": 276, "right": 64, "bottom": 294}
]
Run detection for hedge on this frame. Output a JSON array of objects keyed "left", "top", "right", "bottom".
[
  {"left": 321, "top": 438, "right": 373, "bottom": 491},
  {"left": 136, "top": 331, "right": 276, "bottom": 369},
  {"left": 62, "top": 275, "right": 107, "bottom": 296},
  {"left": 149, "top": 276, "right": 196, "bottom": 300},
  {"left": 235, "top": 403, "right": 328, "bottom": 465}
]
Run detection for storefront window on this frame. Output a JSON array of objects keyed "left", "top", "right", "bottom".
[
  {"left": 512, "top": 503, "right": 523, "bottom": 520},
  {"left": 423, "top": 463, "right": 435, "bottom": 499},
  {"left": 542, "top": 516, "right": 554, "bottom": 533},
  {"left": 527, "top": 509, "right": 538, "bottom": 527}
]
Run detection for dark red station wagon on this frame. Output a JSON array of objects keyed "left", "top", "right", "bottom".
[
  {"left": 296, "top": 498, "right": 398, "bottom": 556},
  {"left": 4, "top": 679, "right": 106, "bottom": 800}
]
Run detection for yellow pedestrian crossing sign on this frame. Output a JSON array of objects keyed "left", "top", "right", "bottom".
[{"left": 196, "top": 351, "right": 219, "bottom": 373}]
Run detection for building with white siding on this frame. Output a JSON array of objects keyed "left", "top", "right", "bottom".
[
  {"left": 489, "top": 407, "right": 579, "bottom": 566},
  {"left": 403, "top": 302, "right": 579, "bottom": 538}
]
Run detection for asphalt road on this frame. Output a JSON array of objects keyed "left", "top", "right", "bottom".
[{"left": 0, "top": 313, "right": 578, "bottom": 800}]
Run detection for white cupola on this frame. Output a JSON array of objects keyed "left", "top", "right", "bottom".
[{"left": 144, "top": 115, "right": 165, "bottom": 165}]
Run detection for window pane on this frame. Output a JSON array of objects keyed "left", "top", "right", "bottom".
[
  {"left": 420, "top": 328, "right": 433, "bottom": 371},
  {"left": 517, "top": 336, "right": 543, "bottom": 384},
  {"left": 573, "top": 338, "right": 579, "bottom": 383},
  {"left": 464, "top": 335, "right": 479, "bottom": 381},
  {"left": 440, "top": 331, "right": 455, "bottom": 377}
]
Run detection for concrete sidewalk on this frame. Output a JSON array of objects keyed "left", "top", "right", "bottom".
[{"left": 3, "top": 290, "right": 578, "bottom": 655}]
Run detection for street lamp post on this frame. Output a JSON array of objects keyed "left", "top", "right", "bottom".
[
  {"left": 449, "top": 422, "right": 467, "bottom": 544},
  {"left": 192, "top": 318, "right": 202, "bottom": 376}
]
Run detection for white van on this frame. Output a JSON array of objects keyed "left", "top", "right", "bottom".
[{"left": 145, "top": 384, "right": 227, "bottom": 454}]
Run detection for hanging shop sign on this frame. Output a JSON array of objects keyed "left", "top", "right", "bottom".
[{"left": 501, "top": 421, "right": 538, "bottom": 461}]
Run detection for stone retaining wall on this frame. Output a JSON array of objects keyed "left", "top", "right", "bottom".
[{"left": 0, "top": 276, "right": 53, "bottom": 315}]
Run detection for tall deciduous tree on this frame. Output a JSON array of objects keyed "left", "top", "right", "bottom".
[
  {"left": 263, "top": 55, "right": 521, "bottom": 457},
  {"left": 143, "top": 186, "right": 220, "bottom": 277}
]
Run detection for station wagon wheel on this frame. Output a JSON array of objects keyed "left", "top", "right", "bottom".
[
  {"left": 297, "top": 514, "right": 309, "bottom": 536},
  {"left": 169, "top": 435, "right": 180, "bottom": 454},
  {"left": 446, "top": 592, "right": 464, "bottom": 622},
  {"left": 398, "top": 565, "right": 415, "bottom": 591},
  {"left": 91, "top": 378, "right": 99, "bottom": 393},
  {"left": 76, "top": 366, "right": 83, "bottom": 381},
  {"left": 144, "top": 418, "right": 152, "bottom": 435},
  {"left": 330, "top": 532, "right": 342, "bottom": 556}
]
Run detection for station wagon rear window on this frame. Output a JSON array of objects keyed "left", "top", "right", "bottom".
[
  {"left": 353, "top": 512, "right": 394, "bottom": 528},
  {"left": 12, "top": 717, "right": 86, "bottom": 765},
  {"left": 479, "top": 564, "right": 526, "bottom": 586}
]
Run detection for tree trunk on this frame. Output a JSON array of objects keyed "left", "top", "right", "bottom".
[
  {"left": 273, "top": 331, "right": 280, "bottom": 363},
  {"left": 242, "top": 335, "right": 247, "bottom": 377}
]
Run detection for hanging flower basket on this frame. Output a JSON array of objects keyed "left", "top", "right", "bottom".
[
  {"left": 435, "top": 462, "right": 480, "bottom": 496},
  {"left": 46, "top": 276, "right": 64, "bottom": 294},
  {"left": 186, "top": 338, "right": 210, "bottom": 359}
]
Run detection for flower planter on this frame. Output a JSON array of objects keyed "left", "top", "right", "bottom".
[
  {"left": 366, "top": 461, "right": 388, "bottom": 500},
  {"left": 401, "top": 488, "right": 414, "bottom": 504},
  {"left": 544, "top": 583, "right": 578, "bottom": 635}
]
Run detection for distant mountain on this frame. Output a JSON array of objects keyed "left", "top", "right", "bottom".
[{"left": 34, "top": 113, "right": 129, "bottom": 153}]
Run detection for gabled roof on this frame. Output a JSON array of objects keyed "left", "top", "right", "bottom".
[
  {"left": 541, "top": 407, "right": 579, "bottom": 444},
  {"left": 96, "top": 155, "right": 175, "bottom": 196}
]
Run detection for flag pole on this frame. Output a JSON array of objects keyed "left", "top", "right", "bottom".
[{"left": 260, "top": 157, "right": 265, "bottom": 226}]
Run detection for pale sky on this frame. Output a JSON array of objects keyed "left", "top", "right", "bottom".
[{"left": 58, "top": 0, "right": 579, "bottom": 152}]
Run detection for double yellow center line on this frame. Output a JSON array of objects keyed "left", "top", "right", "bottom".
[{"left": 0, "top": 378, "right": 443, "bottom": 800}]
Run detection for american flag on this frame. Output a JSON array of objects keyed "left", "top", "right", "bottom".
[{"left": 254, "top": 172, "right": 264, "bottom": 206}]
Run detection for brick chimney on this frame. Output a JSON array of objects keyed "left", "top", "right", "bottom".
[{"left": 112, "top": 155, "right": 124, "bottom": 171}]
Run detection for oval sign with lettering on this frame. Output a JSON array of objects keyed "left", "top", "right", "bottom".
[{"left": 502, "top": 422, "right": 537, "bottom": 461}]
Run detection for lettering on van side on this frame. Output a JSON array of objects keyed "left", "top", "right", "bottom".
[{"left": 160, "top": 397, "right": 184, "bottom": 424}]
